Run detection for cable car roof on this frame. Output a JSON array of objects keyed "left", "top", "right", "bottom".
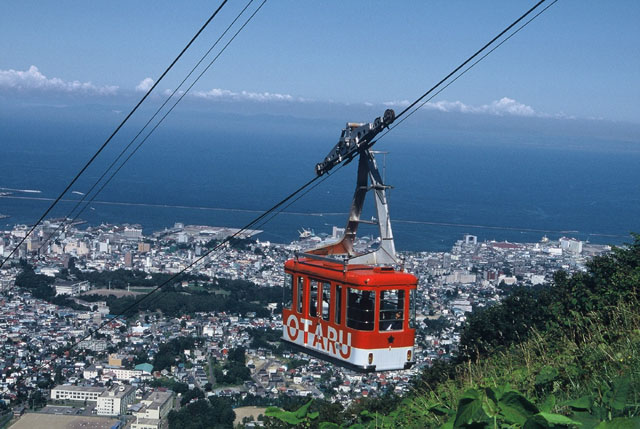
[{"left": 285, "top": 257, "right": 417, "bottom": 287}]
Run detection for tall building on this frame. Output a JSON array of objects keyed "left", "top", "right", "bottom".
[
  {"left": 560, "top": 237, "right": 583, "bottom": 254},
  {"left": 96, "top": 385, "right": 136, "bottom": 416}
]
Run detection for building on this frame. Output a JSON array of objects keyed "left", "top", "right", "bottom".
[
  {"left": 108, "top": 353, "right": 124, "bottom": 367},
  {"left": 464, "top": 234, "right": 478, "bottom": 245},
  {"left": 83, "top": 365, "right": 100, "bottom": 379},
  {"left": 54, "top": 279, "right": 90, "bottom": 296},
  {"left": 125, "top": 226, "right": 143, "bottom": 240},
  {"left": 560, "top": 237, "right": 583, "bottom": 254},
  {"left": 96, "top": 385, "right": 136, "bottom": 416},
  {"left": 50, "top": 385, "right": 105, "bottom": 402},
  {"left": 103, "top": 367, "right": 144, "bottom": 382},
  {"left": 131, "top": 390, "right": 175, "bottom": 429}
]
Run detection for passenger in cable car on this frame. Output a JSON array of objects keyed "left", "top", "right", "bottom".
[{"left": 383, "top": 311, "right": 403, "bottom": 331}]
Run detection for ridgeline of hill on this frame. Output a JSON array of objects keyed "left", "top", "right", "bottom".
[{"left": 265, "top": 234, "right": 640, "bottom": 428}]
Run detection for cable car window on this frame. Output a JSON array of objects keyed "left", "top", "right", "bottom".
[
  {"left": 334, "top": 285, "right": 342, "bottom": 325},
  {"left": 379, "top": 289, "right": 404, "bottom": 331},
  {"left": 296, "top": 276, "right": 304, "bottom": 313},
  {"left": 309, "top": 279, "right": 319, "bottom": 318},
  {"left": 321, "top": 282, "right": 330, "bottom": 321},
  {"left": 283, "top": 273, "right": 293, "bottom": 309},
  {"left": 409, "top": 289, "right": 416, "bottom": 329},
  {"left": 346, "top": 289, "right": 375, "bottom": 331}
]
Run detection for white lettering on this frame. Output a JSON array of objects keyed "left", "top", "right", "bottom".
[{"left": 285, "top": 314, "right": 352, "bottom": 359}]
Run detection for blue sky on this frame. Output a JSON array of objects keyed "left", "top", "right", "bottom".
[{"left": 1, "top": 0, "right": 639, "bottom": 124}]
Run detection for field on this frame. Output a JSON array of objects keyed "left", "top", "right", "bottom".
[
  {"left": 80, "top": 288, "right": 143, "bottom": 297},
  {"left": 10, "top": 413, "right": 119, "bottom": 429},
  {"left": 233, "top": 406, "right": 267, "bottom": 425}
]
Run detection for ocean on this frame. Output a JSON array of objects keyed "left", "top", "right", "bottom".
[{"left": 1, "top": 107, "right": 639, "bottom": 252}]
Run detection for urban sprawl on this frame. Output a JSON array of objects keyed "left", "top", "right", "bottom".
[{"left": 0, "top": 220, "right": 610, "bottom": 428}]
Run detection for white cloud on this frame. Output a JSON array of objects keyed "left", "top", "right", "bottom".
[
  {"left": 0, "top": 65, "right": 118, "bottom": 95},
  {"left": 135, "top": 77, "right": 154, "bottom": 92},
  {"left": 192, "top": 88, "right": 297, "bottom": 102},
  {"left": 422, "top": 97, "right": 537, "bottom": 117},
  {"left": 383, "top": 99, "right": 411, "bottom": 108}
]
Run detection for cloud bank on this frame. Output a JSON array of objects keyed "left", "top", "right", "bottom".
[
  {"left": 0, "top": 66, "right": 118, "bottom": 95},
  {"left": 192, "top": 88, "right": 298, "bottom": 102},
  {"left": 1, "top": 65, "right": 548, "bottom": 119},
  {"left": 383, "top": 97, "right": 538, "bottom": 117}
]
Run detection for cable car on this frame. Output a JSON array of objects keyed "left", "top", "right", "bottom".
[{"left": 281, "top": 110, "right": 418, "bottom": 372}]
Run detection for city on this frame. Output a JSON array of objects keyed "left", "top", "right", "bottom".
[{"left": 0, "top": 220, "right": 611, "bottom": 428}]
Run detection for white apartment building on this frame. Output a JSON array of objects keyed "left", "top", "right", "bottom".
[
  {"left": 96, "top": 385, "right": 136, "bottom": 416},
  {"left": 50, "top": 385, "right": 105, "bottom": 402}
]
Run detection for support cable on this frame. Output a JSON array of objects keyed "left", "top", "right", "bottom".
[
  {"left": 377, "top": 0, "right": 558, "bottom": 142},
  {"left": 4, "top": 0, "right": 268, "bottom": 300},
  {"left": 393, "top": 0, "right": 548, "bottom": 122},
  {"left": 35, "top": 0, "right": 257, "bottom": 256},
  {"left": 53, "top": 173, "right": 321, "bottom": 358},
  {"left": 0, "top": 0, "right": 230, "bottom": 269}
]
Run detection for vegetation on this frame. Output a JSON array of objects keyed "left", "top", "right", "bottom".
[
  {"left": 14, "top": 260, "right": 89, "bottom": 310},
  {"left": 249, "top": 327, "right": 285, "bottom": 353},
  {"left": 152, "top": 337, "right": 200, "bottom": 372},
  {"left": 391, "top": 234, "right": 640, "bottom": 428},
  {"left": 213, "top": 347, "right": 251, "bottom": 386},
  {"left": 81, "top": 277, "right": 282, "bottom": 318},
  {"left": 168, "top": 397, "right": 235, "bottom": 429}
]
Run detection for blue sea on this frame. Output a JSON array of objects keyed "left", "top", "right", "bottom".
[{"left": 1, "top": 106, "right": 639, "bottom": 252}]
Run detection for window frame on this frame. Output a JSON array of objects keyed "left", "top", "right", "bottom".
[
  {"left": 296, "top": 276, "right": 305, "bottom": 313},
  {"left": 283, "top": 273, "right": 293, "bottom": 310},
  {"left": 346, "top": 288, "right": 376, "bottom": 331},
  {"left": 379, "top": 289, "right": 405, "bottom": 331},
  {"left": 334, "top": 284, "right": 342, "bottom": 325},
  {"left": 309, "top": 279, "right": 319, "bottom": 318}
]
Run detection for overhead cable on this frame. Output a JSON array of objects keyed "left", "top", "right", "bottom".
[{"left": 0, "top": 0, "right": 230, "bottom": 270}]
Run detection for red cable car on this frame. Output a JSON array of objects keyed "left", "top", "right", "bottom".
[{"left": 281, "top": 110, "right": 418, "bottom": 372}]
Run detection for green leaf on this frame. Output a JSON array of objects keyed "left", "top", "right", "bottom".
[
  {"left": 564, "top": 396, "right": 593, "bottom": 411},
  {"left": 524, "top": 412, "right": 582, "bottom": 428},
  {"left": 608, "top": 377, "right": 631, "bottom": 411},
  {"left": 429, "top": 405, "right": 453, "bottom": 416},
  {"left": 539, "top": 394, "right": 556, "bottom": 413},
  {"left": 492, "top": 383, "right": 512, "bottom": 401},
  {"left": 440, "top": 417, "right": 455, "bottom": 429},
  {"left": 570, "top": 411, "right": 600, "bottom": 429},
  {"left": 319, "top": 423, "right": 340, "bottom": 429},
  {"left": 498, "top": 390, "right": 539, "bottom": 426},
  {"left": 535, "top": 366, "right": 559, "bottom": 386},
  {"left": 595, "top": 417, "right": 640, "bottom": 428},
  {"left": 453, "top": 389, "right": 490, "bottom": 428},
  {"left": 479, "top": 387, "right": 500, "bottom": 418},
  {"left": 308, "top": 411, "right": 320, "bottom": 421}
]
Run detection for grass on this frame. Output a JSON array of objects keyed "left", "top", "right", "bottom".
[{"left": 394, "top": 300, "right": 640, "bottom": 428}]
